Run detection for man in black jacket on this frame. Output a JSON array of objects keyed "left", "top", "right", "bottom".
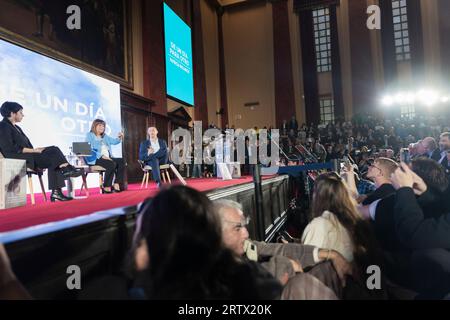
[
  {"left": 391, "top": 162, "right": 450, "bottom": 299},
  {"left": 0, "top": 102, "right": 81, "bottom": 202},
  {"left": 361, "top": 157, "right": 398, "bottom": 205}
]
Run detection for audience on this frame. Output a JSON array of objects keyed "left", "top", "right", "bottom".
[
  {"left": 438, "top": 132, "right": 450, "bottom": 172},
  {"left": 359, "top": 157, "right": 398, "bottom": 205},
  {"left": 214, "top": 199, "right": 352, "bottom": 299},
  {"left": 2, "top": 111, "right": 450, "bottom": 300},
  {"left": 302, "top": 173, "right": 383, "bottom": 277},
  {"left": 131, "top": 186, "right": 282, "bottom": 299},
  {"left": 390, "top": 163, "right": 450, "bottom": 299},
  {"left": 421, "top": 137, "right": 441, "bottom": 161}
]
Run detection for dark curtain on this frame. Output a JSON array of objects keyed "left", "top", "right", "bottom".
[
  {"left": 379, "top": 0, "right": 397, "bottom": 87},
  {"left": 438, "top": 0, "right": 450, "bottom": 83},
  {"left": 329, "top": 5, "right": 344, "bottom": 120},
  {"left": 299, "top": 9, "right": 320, "bottom": 125},
  {"left": 406, "top": 0, "right": 424, "bottom": 82}
]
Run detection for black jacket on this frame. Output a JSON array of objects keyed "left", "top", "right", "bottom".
[
  {"left": 430, "top": 148, "right": 441, "bottom": 162},
  {"left": 373, "top": 187, "right": 450, "bottom": 251},
  {"left": 394, "top": 187, "right": 450, "bottom": 250},
  {"left": 362, "top": 183, "right": 396, "bottom": 206},
  {"left": 0, "top": 117, "right": 37, "bottom": 168},
  {"left": 138, "top": 138, "right": 168, "bottom": 163}
]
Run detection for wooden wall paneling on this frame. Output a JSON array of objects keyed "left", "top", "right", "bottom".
[
  {"left": 192, "top": 0, "right": 209, "bottom": 127},
  {"left": 120, "top": 90, "right": 154, "bottom": 183},
  {"left": 121, "top": 106, "right": 149, "bottom": 183},
  {"left": 142, "top": 0, "right": 167, "bottom": 115}
]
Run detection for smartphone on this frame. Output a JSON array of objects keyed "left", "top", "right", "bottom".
[
  {"left": 243, "top": 240, "right": 258, "bottom": 262},
  {"left": 400, "top": 148, "right": 411, "bottom": 164}
]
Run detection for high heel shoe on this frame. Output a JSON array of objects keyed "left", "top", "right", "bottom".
[
  {"left": 101, "top": 187, "right": 114, "bottom": 194},
  {"left": 50, "top": 189, "right": 73, "bottom": 202}
]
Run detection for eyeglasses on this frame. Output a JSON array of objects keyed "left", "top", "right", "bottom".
[{"left": 223, "top": 216, "right": 250, "bottom": 231}]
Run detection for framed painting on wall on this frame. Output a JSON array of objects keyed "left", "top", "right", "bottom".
[{"left": 0, "top": 0, "right": 133, "bottom": 88}]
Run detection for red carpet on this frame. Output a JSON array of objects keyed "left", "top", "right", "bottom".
[{"left": 0, "top": 177, "right": 256, "bottom": 233}]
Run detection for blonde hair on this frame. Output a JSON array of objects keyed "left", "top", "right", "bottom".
[{"left": 374, "top": 157, "right": 398, "bottom": 178}]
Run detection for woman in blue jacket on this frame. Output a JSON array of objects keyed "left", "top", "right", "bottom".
[{"left": 85, "top": 119, "right": 125, "bottom": 193}]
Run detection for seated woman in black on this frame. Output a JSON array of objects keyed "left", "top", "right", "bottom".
[{"left": 0, "top": 101, "right": 82, "bottom": 202}]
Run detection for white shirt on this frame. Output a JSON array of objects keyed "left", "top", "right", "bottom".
[
  {"left": 439, "top": 151, "right": 447, "bottom": 164},
  {"left": 369, "top": 199, "right": 382, "bottom": 221},
  {"left": 302, "top": 210, "right": 354, "bottom": 262},
  {"left": 100, "top": 141, "right": 110, "bottom": 158},
  {"left": 150, "top": 139, "right": 160, "bottom": 154}
]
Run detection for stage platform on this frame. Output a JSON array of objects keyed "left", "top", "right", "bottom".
[
  {"left": 0, "top": 177, "right": 257, "bottom": 237},
  {"left": 2, "top": 174, "right": 292, "bottom": 299}
]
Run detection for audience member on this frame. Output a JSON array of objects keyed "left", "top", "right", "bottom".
[
  {"left": 390, "top": 163, "right": 450, "bottom": 299},
  {"left": 361, "top": 158, "right": 398, "bottom": 205},
  {"left": 132, "top": 186, "right": 282, "bottom": 299},
  {"left": 214, "top": 199, "right": 353, "bottom": 299}
]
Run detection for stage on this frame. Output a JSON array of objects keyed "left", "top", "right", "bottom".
[
  {"left": 0, "top": 177, "right": 257, "bottom": 237},
  {"left": 2, "top": 175, "right": 292, "bottom": 299}
]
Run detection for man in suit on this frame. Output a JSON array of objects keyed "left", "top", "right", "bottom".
[
  {"left": 0, "top": 101, "right": 81, "bottom": 202},
  {"left": 139, "top": 127, "right": 168, "bottom": 188},
  {"left": 421, "top": 137, "right": 441, "bottom": 162},
  {"left": 438, "top": 132, "right": 450, "bottom": 173}
]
